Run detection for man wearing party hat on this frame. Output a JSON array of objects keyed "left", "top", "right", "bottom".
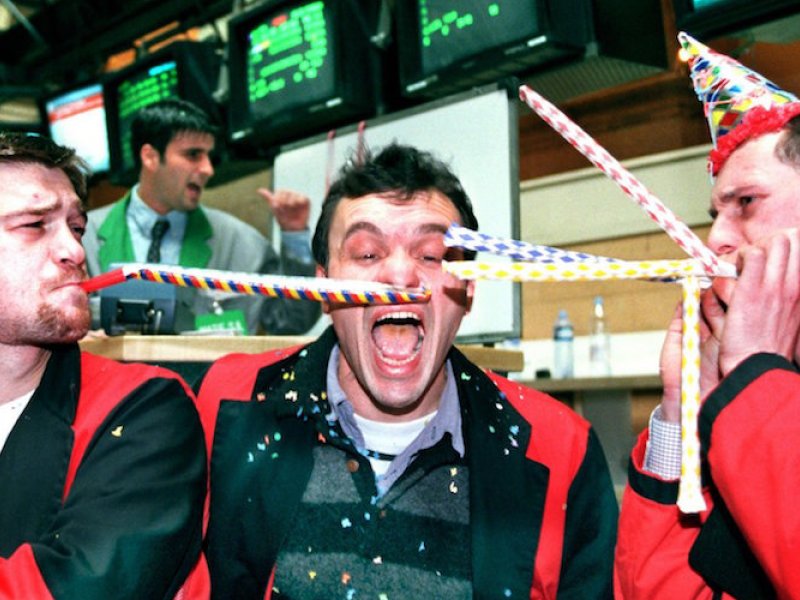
[{"left": 616, "top": 33, "right": 800, "bottom": 598}]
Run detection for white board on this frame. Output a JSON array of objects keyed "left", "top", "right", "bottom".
[{"left": 273, "top": 84, "right": 520, "bottom": 343}]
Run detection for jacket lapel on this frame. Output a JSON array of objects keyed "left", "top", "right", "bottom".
[
  {"left": 179, "top": 207, "right": 213, "bottom": 268},
  {"left": 97, "top": 195, "right": 213, "bottom": 271},
  {"left": 97, "top": 194, "right": 136, "bottom": 272},
  {"left": 0, "top": 345, "right": 79, "bottom": 556},
  {"left": 207, "top": 330, "right": 335, "bottom": 597},
  {"left": 450, "top": 350, "right": 549, "bottom": 598}
]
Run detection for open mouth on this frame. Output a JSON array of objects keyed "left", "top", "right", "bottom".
[{"left": 371, "top": 311, "right": 424, "bottom": 366}]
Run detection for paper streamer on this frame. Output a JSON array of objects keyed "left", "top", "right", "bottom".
[
  {"left": 518, "top": 85, "right": 735, "bottom": 279},
  {"left": 445, "top": 224, "right": 619, "bottom": 263},
  {"left": 678, "top": 276, "right": 706, "bottom": 513},
  {"left": 443, "top": 258, "right": 714, "bottom": 283},
  {"left": 79, "top": 263, "right": 431, "bottom": 305}
]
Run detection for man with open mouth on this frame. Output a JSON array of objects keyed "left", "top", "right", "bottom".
[
  {"left": 197, "top": 143, "right": 618, "bottom": 599},
  {"left": 82, "top": 98, "right": 319, "bottom": 335}
]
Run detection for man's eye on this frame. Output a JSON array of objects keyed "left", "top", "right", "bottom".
[
  {"left": 739, "top": 195, "right": 755, "bottom": 207},
  {"left": 444, "top": 248, "right": 465, "bottom": 261},
  {"left": 21, "top": 221, "right": 44, "bottom": 229},
  {"left": 72, "top": 225, "right": 87, "bottom": 237}
]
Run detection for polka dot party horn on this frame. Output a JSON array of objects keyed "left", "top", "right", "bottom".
[
  {"left": 518, "top": 84, "right": 735, "bottom": 279},
  {"left": 445, "top": 224, "right": 620, "bottom": 264},
  {"left": 677, "top": 275, "right": 706, "bottom": 513},
  {"left": 79, "top": 263, "right": 431, "bottom": 305},
  {"left": 443, "top": 256, "right": 713, "bottom": 283},
  {"left": 444, "top": 220, "right": 717, "bottom": 512}
]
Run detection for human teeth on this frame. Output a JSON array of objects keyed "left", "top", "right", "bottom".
[
  {"left": 376, "top": 311, "right": 418, "bottom": 323},
  {"left": 381, "top": 354, "right": 418, "bottom": 366},
  {"left": 372, "top": 311, "right": 423, "bottom": 361}
]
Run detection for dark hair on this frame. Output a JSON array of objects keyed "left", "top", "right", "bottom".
[
  {"left": 130, "top": 98, "right": 218, "bottom": 171},
  {"left": 776, "top": 115, "right": 800, "bottom": 169},
  {"left": 312, "top": 143, "right": 479, "bottom": 268},
  {"left": 0, "top": 132, "right": 89, "bottom": 204}
]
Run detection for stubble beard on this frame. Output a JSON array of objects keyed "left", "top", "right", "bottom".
[{"left": 36, "top": 300, "right": 91, "bottom": 344}]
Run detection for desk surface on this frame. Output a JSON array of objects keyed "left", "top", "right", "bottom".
[
  {"left": 80, "top": 335, "right": 524, "bottom": 373},
  {"left": 521, "top": 374, "right": 662, "bottom": 393}
]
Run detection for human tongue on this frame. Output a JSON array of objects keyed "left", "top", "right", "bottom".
[{"left": 372, "top": 323, "right": 421, "bottom": 359}]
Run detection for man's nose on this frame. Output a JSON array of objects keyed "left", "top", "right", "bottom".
[
  {"left": 55, "top": 224, "right": 86, "bottom": 267},
  {"left": 378, "top": 251, "right": 421, "bottom": 288},
  {"left": 199, "top": 154, "right": 215, "bottom": 178},
  {"left": 707, "top": 213, "right": 744, "bottom": 257}
]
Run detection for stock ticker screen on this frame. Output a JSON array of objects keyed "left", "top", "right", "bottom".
[
  {"left": 691, "top": 0, "right": 729, "bottom": 8},
  {"left": 417, "top": 0, "right": 539, "bottom": 74},
  {"left": 245, "top": 0, "right": 336, "bottom": 118},
  {"left": 116, "top": 60, "right": 179, "bottom": 171},
  {"left": 46, "top": 83, "right": 110, "bottom": 174}
]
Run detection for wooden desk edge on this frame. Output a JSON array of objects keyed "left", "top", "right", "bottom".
[
  {"left": 80, "top": 335, "right": 524, "bottom": 373},
  {"left": 521, "top": 374, "right": 663, "bottom": 393}
]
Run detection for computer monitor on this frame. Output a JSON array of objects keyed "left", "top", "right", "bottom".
[
  {"left": 673, "top": 0, "right": 800, "bottom": 38},
  {"left": 395, "top": 0, "right": 592, "bottom": 98},
  {"left": 42, "top": 82, "right": 110, "bottom": 175},
  {"left": 226, "top": 0, "right": 377, "bottom": 153}
]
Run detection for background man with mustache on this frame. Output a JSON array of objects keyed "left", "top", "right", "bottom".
[{"left": 196, "top": 143, "right": 618, "bottom": 599}]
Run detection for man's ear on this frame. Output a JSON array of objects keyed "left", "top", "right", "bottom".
[
  {"left": 140, "top": 144, "right": 160, "bottom": 172},
  {"left": 465, "top": 280, "right": 475, "bottom": 314},
  {"left": 316, "top": 264, "right": 331, "bottom": 315}
]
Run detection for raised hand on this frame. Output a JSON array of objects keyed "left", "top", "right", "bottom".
[{"left": 257, "top": 188, "right": 311, "bottom": 232}]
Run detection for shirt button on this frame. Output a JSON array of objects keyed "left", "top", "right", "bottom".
[{"left": 346, "top": 459, "right": 359, "bottom": 473}]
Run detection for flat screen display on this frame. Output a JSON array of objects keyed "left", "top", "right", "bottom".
[
  {"left": 115, "top": 60, "right": 180, "bottom": 173},
  {"left": 45, "top": 83, "right": 110, "bottom": 174},
  {"left": 245, "top": 0, "right": 336, "bottom": 120},
  {"left": 675, "top": 0, "right": 800, "bottom": 37},
  {"left": 691, "top": 0, "right": 728, "bottom": 7},
  {"left": 226, "top": 0, "right": 376, "bottom": 150},
  {"left": 417, "top": 0, "right": 540, "bottom": 75}
]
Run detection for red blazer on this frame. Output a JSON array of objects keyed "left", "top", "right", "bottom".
[
  {"left": 616, "top": 353, "right": 800, "bottom": 599},
  {"left": 0, "top": 346, "right": 208, "bottom": 600},
  {"left": 196, "top": 327, "right": 618, "bottom": 599}
]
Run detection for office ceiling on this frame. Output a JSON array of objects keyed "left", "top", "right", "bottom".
[
  {"left": 0, "top": 0, "right": 232, "bottom": 102},
  {"left": 2, "top": 0, "right": 799, "bottom": 128}
]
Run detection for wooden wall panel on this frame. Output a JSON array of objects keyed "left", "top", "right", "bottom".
[
  {"left": 521, "top": 225, "right": 711, "bottom": 339},
  {"left": 518, "top": 71, "right": 709, "bottom": 180}
]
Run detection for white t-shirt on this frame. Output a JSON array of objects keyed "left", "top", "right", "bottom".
[
  {"left": 353, "top": 411, "right": 437, "bottom": 476},
  {"left": 0, "top": 390, "right": 35, "bottom": 453}
]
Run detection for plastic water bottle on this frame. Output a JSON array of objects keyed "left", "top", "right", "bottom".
[
  {"left": 589, "top": 295, "right": 612, "bottom": 376},
  {"left": 552, "top": 309, "right": 574, "bottom": 379}
]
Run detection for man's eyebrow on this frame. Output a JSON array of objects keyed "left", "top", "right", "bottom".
[
  {"left": 717, "top": 183, "right": 763, "bottom": 202},
  {"left": 342, "top": 221, "right": 383, "bottom": 242},
  {"left": 416, "top": 223, "right": 449, "bottom": 236},
  {"left": 342, "top": 221, "right": 450, "bottom": 242},
  {"left": 0, "top": 200, "right": 61, "bottom": 221},
  {"left": 0, "top": 199, "right": 84, "bottom": 223}
]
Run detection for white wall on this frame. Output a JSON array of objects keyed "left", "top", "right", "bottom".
[
  {"left": 514, "top": 144, "right": 716, "bottom": 376},
  {"left": 519, "top": 144, "right": 714, "bottom": 245}
]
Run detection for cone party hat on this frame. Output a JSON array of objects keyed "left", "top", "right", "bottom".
[{"left": 678, "top": 31, "right": 800, "bottom": 175}]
